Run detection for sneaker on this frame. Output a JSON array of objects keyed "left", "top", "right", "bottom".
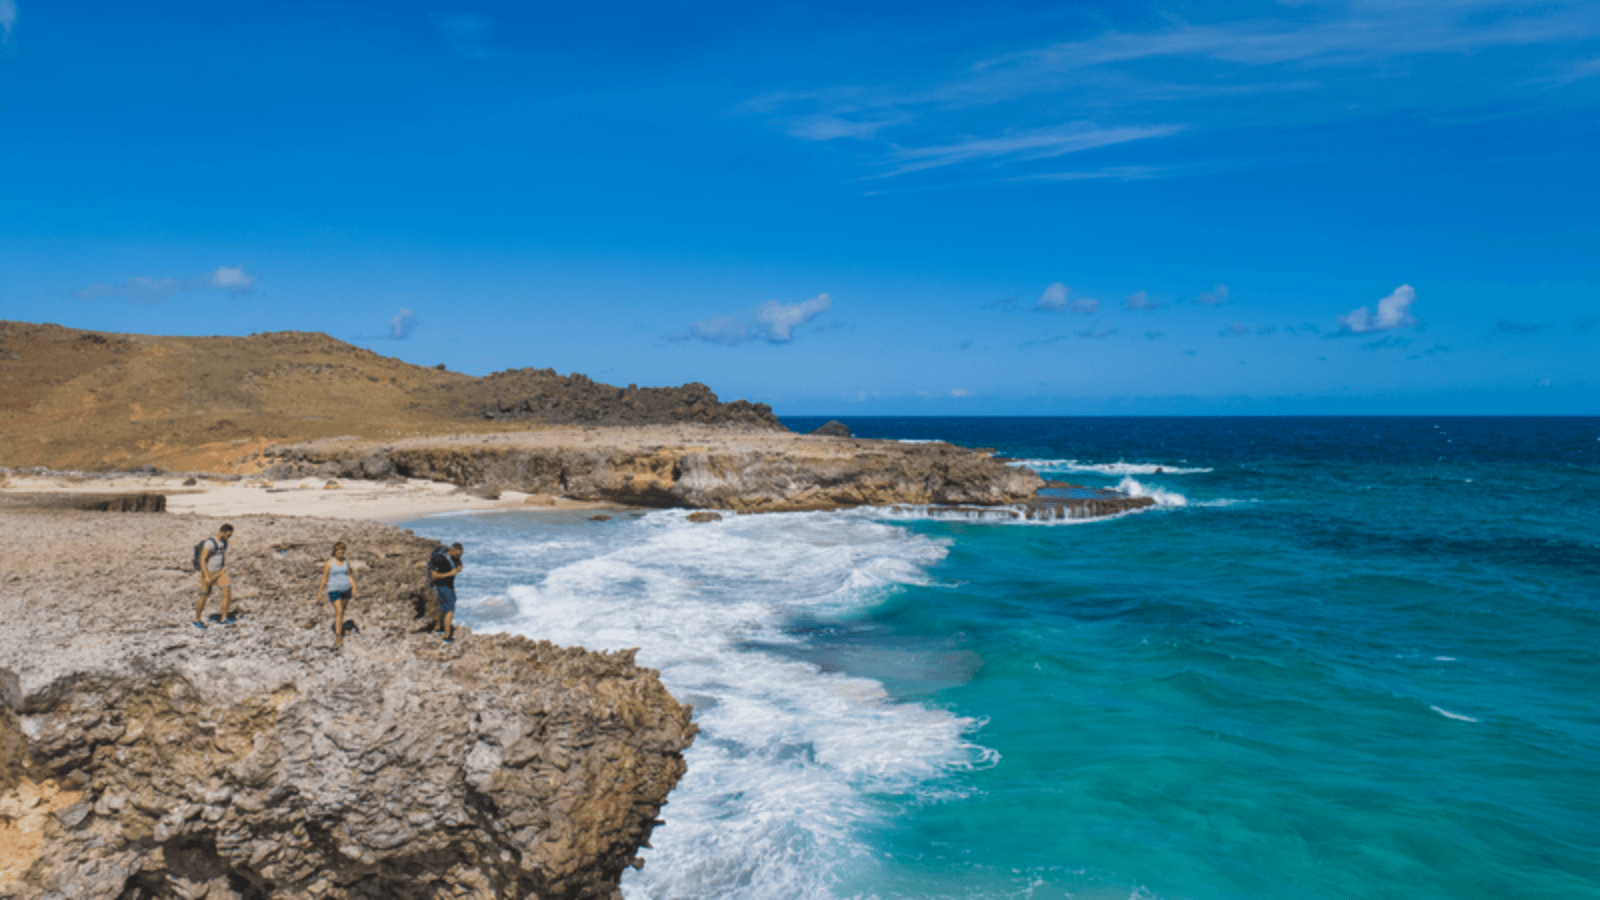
[
  {"left": 431, "top": 629, "right": 444, "bottom": 635},
  {"left": 207, "top": 614, "right": 222, "bottom": 623},
  {"left": 442, "top": 636, "right": 454, "bottom": 644},
  {"left": 221, "top": 616, "right": 238, "bottom": 625},
  {"left": 192, "top": 620, "right": 207, "bottom": 630}
]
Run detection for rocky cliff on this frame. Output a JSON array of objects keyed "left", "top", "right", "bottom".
[
  {"left": 260, "top": 429, "right": 1045, "bottom": 513},
  {"left": 0, "top": 510, "right": 695, "bottom": 900}
]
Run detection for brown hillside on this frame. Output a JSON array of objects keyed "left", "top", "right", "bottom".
[{"left": 0, "top": 321, "right": 784, "bottom": 473}]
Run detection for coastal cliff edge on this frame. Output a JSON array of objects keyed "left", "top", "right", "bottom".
[{"left": 0, "top": 510, "right": 695, "bottom": 900}]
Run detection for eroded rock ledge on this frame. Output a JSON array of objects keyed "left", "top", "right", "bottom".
[
  {"left": 0, "top": 512, "right": 695, "bottom": 900},
  {"left": 259, "top": 427, "right": 1044, "bottom": 513}
]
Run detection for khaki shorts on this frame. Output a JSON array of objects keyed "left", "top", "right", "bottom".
[{"left": 200, "top": 570, "right": 231, "bottom": 594}]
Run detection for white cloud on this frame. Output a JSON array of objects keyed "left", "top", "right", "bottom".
[
  {"left": 71, "top": 265, "right": 259, "bottom": 303},
  {"left": 951, "top": 388, "right": 970, "bottom": 397},
  {"left": 1035, "top": 282, "right": 1098, "bottom": 314},
  {"left": 1219, "top": 321, "right": 1251, "bottom": 336},
  {"left": 389, "top": 308, "right": 419, "bottom": 340},
  {"left": 1123, "top": 290, "right": 1163, "bottom": 310},
  {"left": 1198, "top": 283, "right": 1230, "bottom": 305},
  {"left": 1337, "top": 284, "right": 1417, "bottom": 334},
  {"left": 195, "top": 265, "right": 258, "bottom": 295},
  {"left": 0, "top": 0, "right": 16, "bottom": 45},
  {"left": 430, "top": 12, "right": 492, "bottom": 59},
  {"left": 756, "top": 293, "right": 831, "bottom": 342},
  {"left": 687, "top": 293, "right": 833, "bottom": 345},
  {"left": 1036, "top": 282, "right": 1069, "bottom": 310},
  {"left": 1074, "top": 322, "right": 1116, "bottom": 339}
]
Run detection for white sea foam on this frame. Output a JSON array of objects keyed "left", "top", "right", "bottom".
[
  {"left": 1115, "top": 477, "right": 1189, "bottom": 507},
  {"left": 1008, "top": 459, "right": 1213, "bottom": 476},
  {"left": 1430, "top": 705, "right": 1479, "bottom": 722},
  {"left": 455, "top": 510, "right": 993, "bottom": 899}
]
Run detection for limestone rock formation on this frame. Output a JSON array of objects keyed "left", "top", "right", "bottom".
[
  {"left": 0, "top": 512, "right": 694, "bottom": 899},
  {"left": 260, "top": 430, "right": 1044, "bottom": 514}
]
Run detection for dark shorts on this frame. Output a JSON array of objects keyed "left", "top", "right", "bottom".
[
  {"left": 435, "top": 584, "right": 457, "bottom": 614},
  {"left": 328, "top": 590, "right": 351, "bottom": 603}
]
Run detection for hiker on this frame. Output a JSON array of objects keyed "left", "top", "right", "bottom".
[
  {"left": 194, "top": 523, "right": 235, "bottom": 629},
  {"left": 429, "top": 542, "right": 464, "bottom": 643},
  {"left": 316, "top": 541, "right": 357, "bottom": 647}
]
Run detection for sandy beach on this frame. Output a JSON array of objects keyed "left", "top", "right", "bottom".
[{"left": 0, "top": 472, "right": 614, "bottom": 523}]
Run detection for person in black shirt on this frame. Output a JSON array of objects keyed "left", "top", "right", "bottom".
[{"left": 429, "top": 542, "right": 464, "bottom": 643}]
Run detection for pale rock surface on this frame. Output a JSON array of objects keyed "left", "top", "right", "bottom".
[{"left": 0, "top": 511, "right": 694, "bottom": 899}]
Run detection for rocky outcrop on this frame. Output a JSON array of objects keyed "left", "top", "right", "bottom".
[
  {"left": 806, "top": 421, "right": 851, "bottom": 438},
  {"left": 0, "top": 512, "right": 695, "bottom": 900},
  {"left": 468, "top": 370, "right": 784, "bottom": 430},
  {"left": 0, "top": 492, "right": 169, "bottom": 514},
  {"left": 260, "top": 431, "right": 1044, "bottom": 514}
]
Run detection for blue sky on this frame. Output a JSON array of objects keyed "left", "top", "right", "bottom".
[{"left": 2, "top": 0, "right": 1597, "bottom": 414}]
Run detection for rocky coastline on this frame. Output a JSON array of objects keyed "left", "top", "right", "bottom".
[
  {"left": 256, "top": 428, "right": 1046, "bottom": 514},
  {"left": 0, "top": 509, "right": 695, "bottom": 900}
]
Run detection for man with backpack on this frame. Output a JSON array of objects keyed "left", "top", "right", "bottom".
[
  {"left": 429, "top": 542, "right": 464, "bottom": 643},
  {"left": 194, "top": 524, "right": 235, "bottom": 629}
]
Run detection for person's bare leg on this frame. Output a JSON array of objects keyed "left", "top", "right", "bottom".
[
  {"left": 194, "top": 581, "right": 208, "bottom": 623},
  {"left": 442, "top": 611, "right": 455, "bottom": 641},
  {"left": 218, "top": 573, "right": 232, "bottom": 621},
  {"left": 333, "top": 598, "right": 346, "bottom": 645}
]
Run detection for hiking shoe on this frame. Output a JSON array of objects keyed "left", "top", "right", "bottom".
[
  {"left": 442, "top": 637, "right": 454, "bottom": 644},
  {"left": 221, "top": 616, "right": 238, "bottom": 625},
  {"left": 192, "top": 620, "right": 207, "bottom": 630},
  {"left": 207, "top": 614, "right": 222, "bottom": 623}
]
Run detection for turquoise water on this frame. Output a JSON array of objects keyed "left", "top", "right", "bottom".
[{"left": 400, "top": 417, "right": 1600, "bottom": 900}]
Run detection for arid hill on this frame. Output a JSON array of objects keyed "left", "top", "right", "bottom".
[{"left": 0, "top": 321, "right": 783, "bottom": 473}]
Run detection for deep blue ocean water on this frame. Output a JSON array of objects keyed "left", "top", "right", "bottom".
[{"left": 399, "top": 417, "right": 1600, "bottom": 900}]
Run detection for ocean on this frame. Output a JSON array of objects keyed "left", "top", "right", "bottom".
[{"left": 397, "top": 416, "right": 1600, "bottom": 900}]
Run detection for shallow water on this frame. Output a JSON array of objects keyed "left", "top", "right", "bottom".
[{"left": 400, "top": 417, "right": 1600, "bottom": 900}]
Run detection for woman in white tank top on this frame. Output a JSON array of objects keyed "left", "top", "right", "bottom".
[{"left": 316, "top": 541, "right": 357, "bottom": 647}]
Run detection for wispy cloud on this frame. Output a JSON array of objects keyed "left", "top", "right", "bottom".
[
  {"left": 1219, "top": 321, "right": 1251, "bottom": 337},
  {"left": 430, "top": 12, "right": 492, "bottom": 59},
  {"left": 1123, "top": 291, "right": 1163, "bottom": 311},
  {"left": 1337, "top": 284, "right": 1417, "bottom": 334},
  {"left": 1197, "top": 283, "right": 1230, "bottom": 305},
  {"left": 751, "top": 2, "right": 1600, "bottom": 184},
  {"left": 0, "top": 0, "right": 16, "bottom": 46},
  {"left": 1145, "top": 330, "right": 1166, "bottom": 340},
  {"left": 71, "top": 265, "right": 258, "bottom": 303},
  {"left": 389, "top": 308, "right": 419, "bottom": 340},
  {"left": 1035, "top": 282, "right": 1098, "bottom": 314},
  {"left": 1572, "top": 312, "right": 1600, "bottom": 331},
  {"left": 880, "top": 123, "right": 1183, "bottom": 178},
  {"left": 1074, "top": 322, "right": 1116, "bottom": 339},
  {"left": 683, "top": 293, "right": 833, "bottom": 345}
]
